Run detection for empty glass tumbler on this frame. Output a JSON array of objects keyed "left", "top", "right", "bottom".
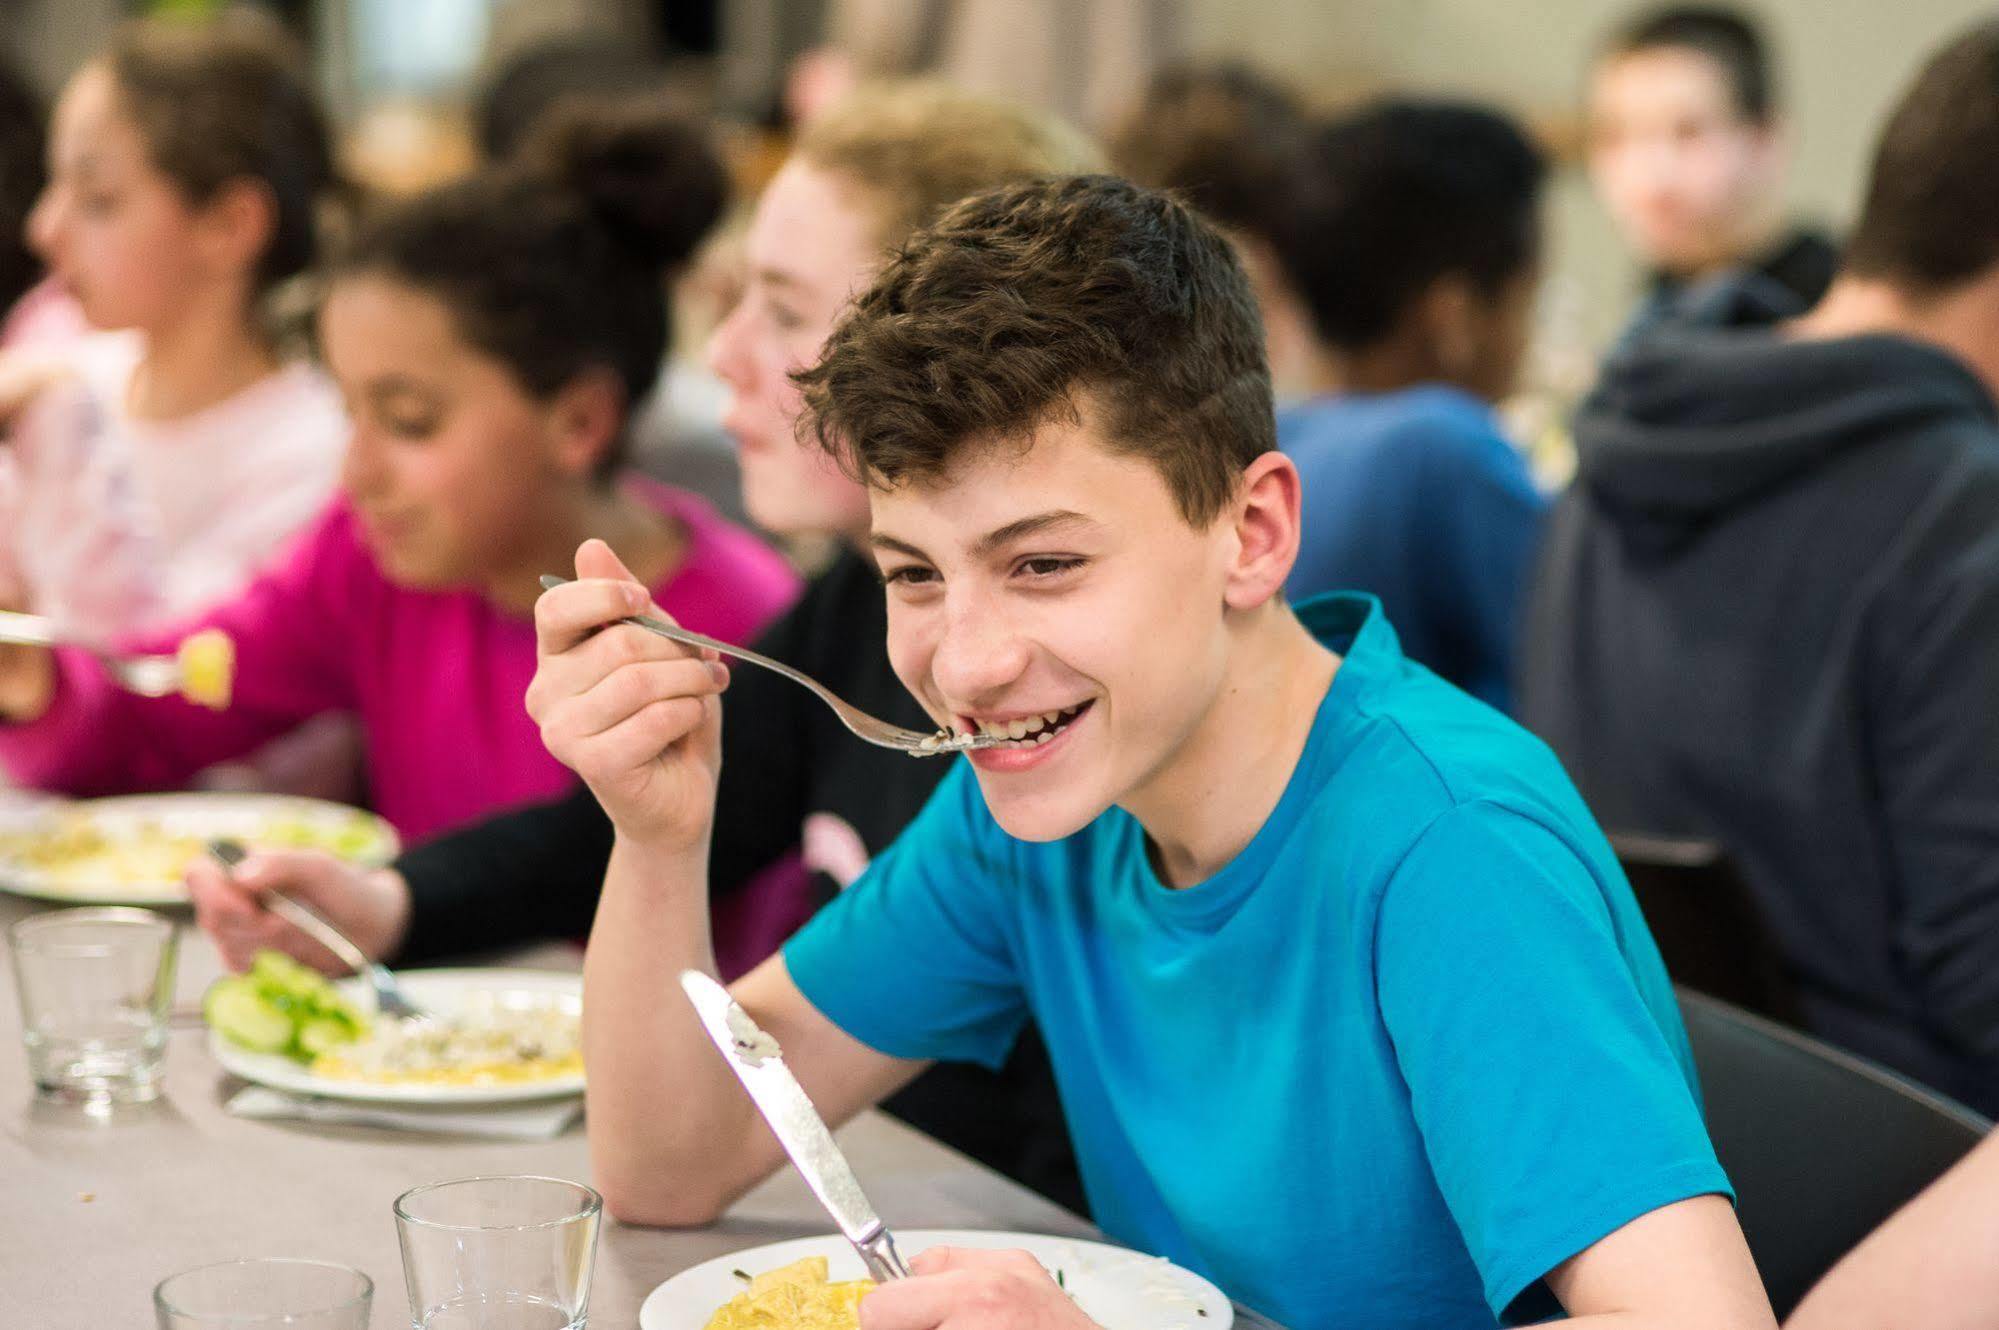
[
  {"left": 154, "top": 1257, "right": 373, "bottom": 1328},
  {"left": 9, "top": 906, "right": 178, "bottom": 1104},
  {"left": 396, "top": 1174, "right": 602, "bottom": 1329}
]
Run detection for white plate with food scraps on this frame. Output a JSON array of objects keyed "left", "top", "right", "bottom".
[
  {"left": 639, "top": 1230, "right": 1232, "bottom": 1330},
  {"left": 0, "top": 792, "right": 398, "bottom": 905},
  {"left": 210, "top": 968, "right": 584, "bottom": 1105}
]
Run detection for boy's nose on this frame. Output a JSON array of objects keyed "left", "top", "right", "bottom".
[{"left": 928, "top": 603, "right": 1033, "bottom": 714}]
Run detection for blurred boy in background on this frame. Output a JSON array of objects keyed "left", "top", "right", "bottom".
[{"left": 1588, "top": 6, "right": 1835, "bottom": 326}]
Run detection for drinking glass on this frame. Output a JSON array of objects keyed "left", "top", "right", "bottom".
[
  {"left": 154, "top": 1258, "right": 373, "bottom": 1328},
  {"left": 9, "top": 906, "right": 178, "bottom": 1104},
  {"left": 396, "top": 1175, "right": 602, "bottom": 1330}
]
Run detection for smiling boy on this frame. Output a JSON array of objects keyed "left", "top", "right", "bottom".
[{"left": 529, "top": 176, "right": 1773, "bottom": 1329}]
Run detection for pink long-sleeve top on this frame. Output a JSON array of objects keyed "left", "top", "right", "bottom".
[{"left": 0, "top": 478, "right": 799, "bottom": 845}]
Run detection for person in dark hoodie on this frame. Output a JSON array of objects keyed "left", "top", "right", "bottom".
[{"left": 1519, "top": 20, "right": 1999, "bottom": 1115}]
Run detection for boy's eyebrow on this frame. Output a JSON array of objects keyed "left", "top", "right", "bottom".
[
  {"left": 870, "top": 511, "right": 1097, "bottom": 565},
  {"left": 969, "top": 510, "right": 1095, "bottom": 557},
  {"left": 870, "top": 533, "right": 930, "bottom": 562}
]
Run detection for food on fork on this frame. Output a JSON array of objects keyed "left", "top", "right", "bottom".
[
  {"left": 175, "top": 628, "right": 235, "bottom": 710},
  {"left": 703, "top": 1256, "right": 874, "bottom": 1330}
]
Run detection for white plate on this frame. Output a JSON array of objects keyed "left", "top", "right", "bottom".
[
  {"left": 0, "top": 793, "right": 399, "bottom": 905},
  {"left": 209, "top": 968, "right": 585, "bottom": 1105},
  {"left": 639, "top": 1230, "right": 1231, "bottom": 1330}
]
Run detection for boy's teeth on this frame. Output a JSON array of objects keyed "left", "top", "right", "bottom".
[{"left": 966, "top": 704, "right": 1088, "bottom": 747}]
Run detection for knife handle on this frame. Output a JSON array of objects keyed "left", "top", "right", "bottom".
[{"left": 856, "top": 1228, "right": 911, "bottom": 1282}]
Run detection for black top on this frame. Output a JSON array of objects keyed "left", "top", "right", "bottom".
[
  {"left": 392, "top": 549, "right": 1085, "bottom": 1210},
  {"left": 1519, "top": 293, "right": 1999, "bottom": 1112},
  {"left": 1647, "top": 226, "right": 1840, "bottom": 316}
]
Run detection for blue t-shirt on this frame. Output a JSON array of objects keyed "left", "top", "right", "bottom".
[
  {"left": 784, "top": 594, "right": 1729, "bottom": 1329},
  {"left": 1280, "top": 386, "right": 1546, "bottom": 713}
]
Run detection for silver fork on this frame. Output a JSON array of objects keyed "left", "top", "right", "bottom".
[
  {"left": 0, "top": 608, "right": 186, "bottom": 697},
  {"left": 207, "top": 839, "right": 430, "bottom": 1023},
  {"left": 539, "top": 574, "right": 1004, "bottom": 757}
]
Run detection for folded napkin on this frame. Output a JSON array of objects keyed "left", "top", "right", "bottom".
[{"left": 226, "top": 1086, "right": 582, "bottom": 1140}]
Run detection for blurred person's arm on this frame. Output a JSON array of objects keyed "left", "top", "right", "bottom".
[
  {"left": 191, "top": 786, "right": 609, "bottom": 977},
  {"left": 0, "top": 505, "right": 357, "bottom": 794},
  {"left": 1787, "top": 1130, "right": 1999, "bottom": 1329},
  {"left": 390, "top": 782, "right": 611, "bottom": 964},
  {"left": 1869, "top": 530, "right": 1999, "bottom": 1061}
]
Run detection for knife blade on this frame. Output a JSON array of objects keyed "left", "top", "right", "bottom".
[{"left": 679, "top": 969, "right": 910, "bottom": 1282}]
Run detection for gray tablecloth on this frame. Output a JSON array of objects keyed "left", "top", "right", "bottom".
[
  {"left": 1, "top": 891, "right": 1289, "bottom": 1328},
  {"left": 0, "top": 894, "right": 1101, "bottom": 1327}
]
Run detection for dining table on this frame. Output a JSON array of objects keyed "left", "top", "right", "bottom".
[{"left": 0, "top": 888, "right": 1286, "bottom": 1328}]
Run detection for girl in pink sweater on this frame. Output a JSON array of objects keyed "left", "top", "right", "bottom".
[{"left": 0, "top": 104, "right": 797, "bottom": 846}]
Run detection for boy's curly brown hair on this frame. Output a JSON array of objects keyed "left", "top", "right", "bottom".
[{"left": 794, "top": 174, "right": 1274, "bottom": 526}]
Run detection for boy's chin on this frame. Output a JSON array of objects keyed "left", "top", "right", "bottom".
[{"left": 975, "top": 778, "right": 1109, "bottom": 844}]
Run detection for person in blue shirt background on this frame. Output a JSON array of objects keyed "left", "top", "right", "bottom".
[
  {"left": 1269, "top": 101, "right": 1549, "bottom": 712},
  {"left": 529, "top": 174, "right": 1774, "bottom": 1328}
]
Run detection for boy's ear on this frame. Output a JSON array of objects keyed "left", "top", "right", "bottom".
[
  {"left": 548, "top": 368, "right": 626, "bottom": 475},
  {"left": 1222, "top": 450, "right": 1303, "bottom": 611}
]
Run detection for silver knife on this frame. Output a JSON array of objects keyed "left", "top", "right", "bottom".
[{"left": 679, "top": 970, "right": 911, "bottom": 1282}]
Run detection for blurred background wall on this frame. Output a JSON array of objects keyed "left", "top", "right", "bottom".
[{"left": 2, "top": 0, "right": 1989, "bottom": 353}]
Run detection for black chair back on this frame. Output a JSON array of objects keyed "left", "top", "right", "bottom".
[
  {"left": 1613, "top": 832, "right": 1800, "bottom": 1024},
  {"left": 1680, "top": 989, "right": 1990, "bottom": 1316}
]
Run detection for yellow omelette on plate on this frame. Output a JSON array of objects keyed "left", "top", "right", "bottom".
[
  {"left": 703, "top": 1257, "right": 874, "bottom": 1330},
  {"left": 310, "top": 993, "right": 582, "bottom": 1087},
  {"left": 0, "top": 793, "right": 398, "bottom": 904}
]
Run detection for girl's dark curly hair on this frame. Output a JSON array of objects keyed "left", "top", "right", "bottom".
[{"left": 332, "top": 99, "right": 728, "bottom": 474}]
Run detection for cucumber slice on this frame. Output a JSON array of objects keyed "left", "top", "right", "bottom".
[
  {"left": 215, "top": 951, "right": 371, "bottom": 1061},
  {"left": 315, "top": 998, "right": 369, "bottom": 1038},
  {"left": 295, "top": 1016, "right": 358, "bottom": 1059},
  {"left": 204, "top": 979, "right": 291, "bottom": 1054}
]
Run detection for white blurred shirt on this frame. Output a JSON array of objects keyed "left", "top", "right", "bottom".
[{"left": 0, "top": 331, "right": 347, "bottom": 646}]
